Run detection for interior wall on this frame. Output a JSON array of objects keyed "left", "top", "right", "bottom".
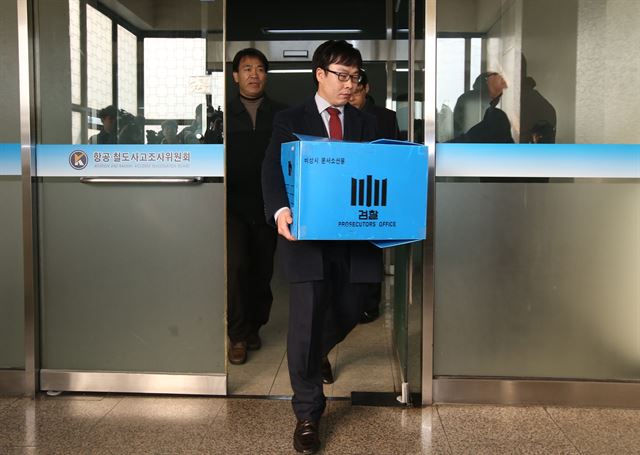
[
  {"left": 207, "top": 33, "right": 224, "bottom": 71},
  {"left": 477, "top": 0, "right": 583, "bottom": 144},
  {"left": 521, "top": 0, "right": 578, "bottom": 144},
  {"left": 153, "top": 1, "right": 223, "bottom": 31},
  {"left": 476, "top": 0, "right": 508, "bottom": 33},
  {"left": 437, "top": 0, "right": 478, "bottom": 32},
  {"left": 483, "top": 0, "right": 522, "bottom": 141},
  {"left": 109, "top": 0, "right": 223, "bottom": 31},
  {"left": 37, "top": 0, "right": 72, "bottom": 144},
  {"left": 575, "top": 0, "right": 640, "bottom": 144},
  {"left": 0, "top": 0, "right": 20, "bottom": 142},
  {"left": 99, "top": 0, "right": 153, "bottom": 29}
]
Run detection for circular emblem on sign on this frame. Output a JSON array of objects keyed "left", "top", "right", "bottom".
[{"left": 69, "top": 150, "right": 88, "bottom": 170}]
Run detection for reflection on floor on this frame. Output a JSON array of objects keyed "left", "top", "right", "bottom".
[
  {"left": 228, "top": 274, "right": 398, "bottom": 398},
  {"left": 2, "top": 393, "right": 640, "bottom": 454}
]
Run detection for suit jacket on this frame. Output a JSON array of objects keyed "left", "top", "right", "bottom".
[
  {"left": 226, "top": 94, "right": 287, "bottom": 224},
  {"left": 449, "top": 106, "right": 514, "bottom": 144},
  {"left": 362, "top": 100, "right": 400, "bottom": 140},
  {"left": 261, "top": 97, "right": 382, "bottom": 284}
]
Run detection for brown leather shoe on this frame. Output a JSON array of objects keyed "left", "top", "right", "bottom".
[
  {"left": 228, "top": 340, "right": 247, "bottom": 365},
  {"left": 321, "top": 356, "right": 334, "bottom": 384},
  {"left": 293, "top": 419, "right": 320, "bottom": 454},
  {"left": 246, "top": 332, "right": 262, "bottom": 351}
]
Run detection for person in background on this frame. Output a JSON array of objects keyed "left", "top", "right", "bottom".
[
  {"left": 453, "top": 72, "right": 507, "bottom": 138},
  {"left": 519, "top": 55, "right": 557, "bottom": 144},
  {"left": 451, "top": 104, "right": 514, "bottom": 143},
  {"left": 226, "top": 48, "right": 287, "bottom": 365},
  {"left": 180, "top": 104, "right": 205, "bottom": 144},
  {"left": 160, "top": 120, "right": 182, "bottom": 144},
  {"left": 450, "top": 72, "right": 514, "bottom": 143},
  {"left": 349, "top": 70, "right": 399, "bottom": 324},
  {"left": 530, "top": 120, "right": 555, "bottom": 144},
  {"left": 262, "top": 40, "right": 380, "bottom": 454},
  {"left": 349, "top": 70, "right": 400, "bottom": 142},
  {"left": 90, "top": 105, "right": 117, "bottom": 144}
]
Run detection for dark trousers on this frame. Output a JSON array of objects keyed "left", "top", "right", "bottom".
[
  {"left": 227, "top": 213, "right": 277, "bottom": 343},
  {"left": 287, "top": 243, "right": 365, "bottom": 421}
]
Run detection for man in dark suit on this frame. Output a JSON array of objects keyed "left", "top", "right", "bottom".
[
  {"left": 262, "top": 40, "right": 381, "bottom": 454},
  {"left": 349, "top": 70, "right": 400, "bottom": 142},
  {"left": 349, "top": 71, "right": 400, "bottom": 324},
  {"left": 226, "top": 48, "right": 286, "bottom": 365}
]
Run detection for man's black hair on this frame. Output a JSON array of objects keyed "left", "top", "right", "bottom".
[
  {"left": 98, "top": 105, "right": 117, "bottom": 119},
  {"left": 232, "top": 48, "right": 269, "bottom": 73},
  {"left": 311, "top": 40, "right": 363, "bottom": 86}
]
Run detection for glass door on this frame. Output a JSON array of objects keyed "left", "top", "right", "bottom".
[
  {"left": 390, "top": 0, "right": 428, "bottom": 405},
  {"left": 34, "top": 0, "right": 227, "bottom": 395},
  {"left": 0, "top": 0, "right": 26, "bottom": 394},
  {"left": 432, "top": 0, "right": 640, "bottom": 404}
]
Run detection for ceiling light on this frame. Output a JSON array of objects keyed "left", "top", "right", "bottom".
[
  {"left": 263, "top": 28, "right": 362, "bottom": 34},
  {"left": 269, "top": 69, "right": 312, "bottom": 74}
]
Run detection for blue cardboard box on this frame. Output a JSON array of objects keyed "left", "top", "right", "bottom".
[{"left": 281, "top": 135, "right": 428, "bottom": 245}]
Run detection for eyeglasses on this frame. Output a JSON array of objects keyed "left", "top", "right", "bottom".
[{"left": 324, "top": 68, "right": 362, "bottom": 83}]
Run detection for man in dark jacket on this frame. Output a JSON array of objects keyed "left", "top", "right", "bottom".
[
  {"left": 453, "top": 72, "right": 507, "bottom": 137},
  {"left": 226, "top": 48, "right": 286, "bottom": 365},
  {"left": 90, "top": 105, "right": 117, "bottom": 144},
  {"left": 262, "top": 40, "right": 381, "bottom": 454},
  {"left": 349, "top": 71, "right": 400, "bottom": 323},
  {"left": 349, "top": 71, "right": 400, "bottom": 142}
]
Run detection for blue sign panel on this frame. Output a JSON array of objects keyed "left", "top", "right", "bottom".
[
  {"left": 0, "top": 143, "right": 21, "bottom": 176},
  {"left": 36, "top": 144, "right": 224, "bottom": 177},
  {"left": 437, "top": 144, "right": 640, "bottom": 178}
]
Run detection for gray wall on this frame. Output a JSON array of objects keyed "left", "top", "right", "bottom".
[
  {"left": 100, "top": 0, "right": 223, "bottom": 31},
  {"left": 575, "top": 0, "right": 640, "bottom": 144},
  {"left": 39, "top": 181, "right": 226, "bottom": 373},
  {"left": 438, "top": 0, "right": 479, "bottom": 33},
  {"left": 477, "top": 0, "right": 512, "bottom": 32},
  {"left": 0, "top": 178, "right": 25, "bottom": 369},
  {"left": 0, "top": 0, "right": 20, "bottom": 143},
  {"left": 521, "top": 0, "right": 578, "bottom": 144},
  {"left": 435, "top": 182, "right": 640, "bottom": 379},
  {"left": 473, "top": 0, "right": 638, "bottom": 144},
  {"left": 37, "top": 0, "right": 72, "bottom": 144},
  {"left": 484, "top": 0, "right": 522, "bottom": 141},
  {"left": 0, "top": 0, "right": 25, "bottom": 369}
]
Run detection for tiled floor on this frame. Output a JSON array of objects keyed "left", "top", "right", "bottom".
[
  {"left": 8, "top": 269, "right": 639, "bottom": 454},
  {"left": 228, "top": 273, "right": 398, "bottom": 398},
  {"left": 2, "top": 394, "right": 640, "bottom": 454}
]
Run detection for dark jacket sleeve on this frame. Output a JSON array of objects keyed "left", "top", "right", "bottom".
[
  {"left": 261, "top": 110, "right": 296, "bottom": 226},
  {"left": 360, "top": 109, "right": 377, "bottom": 143}
]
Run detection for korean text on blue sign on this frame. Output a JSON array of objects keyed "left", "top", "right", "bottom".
[{"left": 36, "top": 144, "right": 224, "bottom": 177}]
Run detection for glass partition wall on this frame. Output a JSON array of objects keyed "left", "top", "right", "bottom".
[
  {"left": 34, "top": 0, "right": 227, "bottom": 395},
  {"left": 432, "top": 0, "right": 640, "bottom": 406},
  {"left": 0, "top": 0, "right": 26, "bottom": 394},
  {"left": 392, "top": 0, "right": 430, "bottom": 405}
]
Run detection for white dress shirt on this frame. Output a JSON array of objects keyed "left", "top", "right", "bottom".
[
  {"left": 314, "top": 93, "right": 345, "bottom": 138},
  {"left": 274, "top": 94, "right": 344, "bottom": 223}
]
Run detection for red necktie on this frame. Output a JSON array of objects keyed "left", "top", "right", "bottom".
[{"left": 326, "top": 107, "right": 343, "bottom": 140}]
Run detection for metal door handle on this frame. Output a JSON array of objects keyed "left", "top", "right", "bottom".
[{"left": 80, "top": 177, "right": 203, "bottom": 184}]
